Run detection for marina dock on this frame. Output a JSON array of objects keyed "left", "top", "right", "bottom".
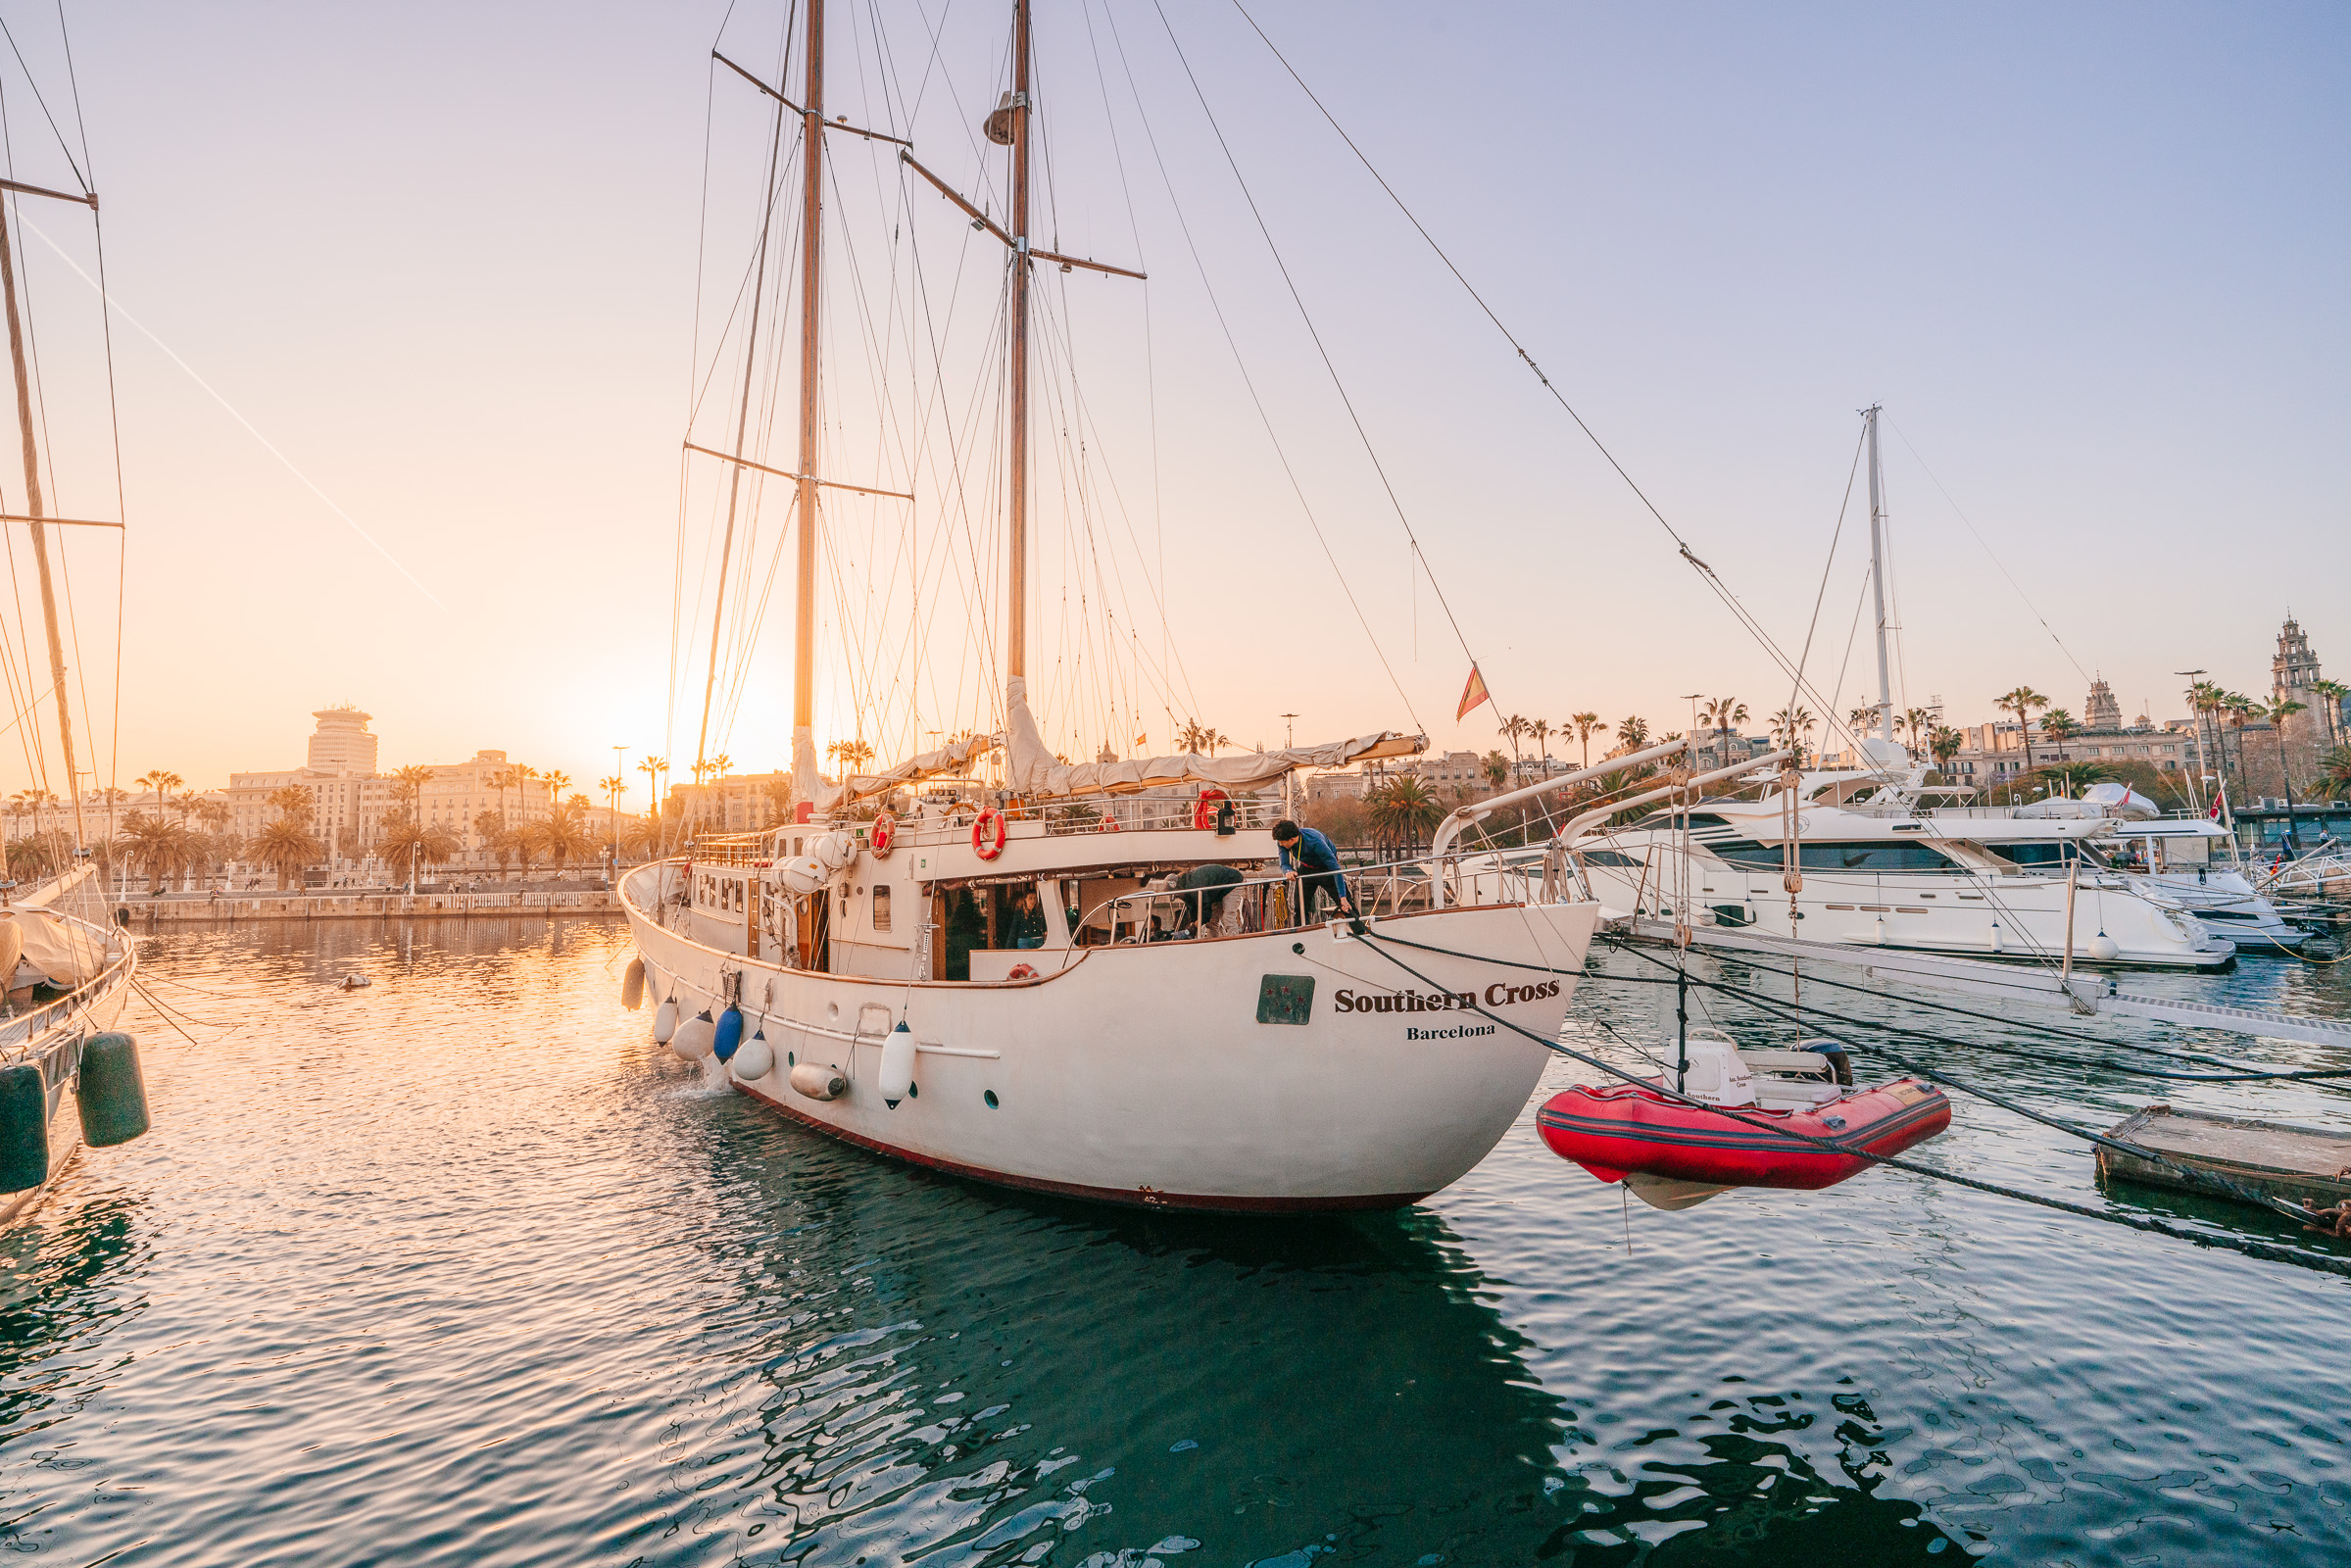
[{"left": 2098, "top": 1104, "right": 2351, "bottom": 1212}]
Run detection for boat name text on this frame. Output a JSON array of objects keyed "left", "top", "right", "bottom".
[{"left": 1332, "top": 979, "right": 1560, "bottom": 1017}]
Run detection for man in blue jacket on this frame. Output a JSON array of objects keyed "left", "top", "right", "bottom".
[{"left": 1272, "top": 819, "right": 1354, "bottom": 925}]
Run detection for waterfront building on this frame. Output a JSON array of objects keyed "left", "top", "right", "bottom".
[{"left": 307, "top": 706, "right": 380, "bottom": 773}]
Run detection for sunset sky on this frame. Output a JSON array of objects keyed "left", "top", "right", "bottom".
[{"left": 0, "top": 2, "right": 2341, "bottom": 807}]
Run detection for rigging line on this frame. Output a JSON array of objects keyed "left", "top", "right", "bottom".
[
  {"left": 19, "top": 219, "right": 442, "bottom": 611},
  {"left": 1229, "top": 0, "right": 1878, "bottom": 760},
  {"left": 1098, "top": 2, "right": 1421, "bottom": 731},
  {"left": 1886, "top": 414, "right": 2092, "bottom": 685},
  {"left": 87, "top": 207, "right": 124, "bottom": 802},
  {"left": 1787, "top": 426, "right": 1867, "bottom": 730},
  {"left": 1355, "top": 931, "right": 2351, "bottom": 1279},
  {"left": 0, "top": 16, "right": 84, "bottom": 193},
  {"left": 1151, "top": 1, "right": 1481, "bottom": 677}
]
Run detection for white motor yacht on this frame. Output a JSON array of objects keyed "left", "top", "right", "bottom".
[
  {"left": 1560, "top": 742, "right": 2232, "bottom": 970},
  {"left": 2096, "top": 811, "right": 2309, "bottom": 955}
]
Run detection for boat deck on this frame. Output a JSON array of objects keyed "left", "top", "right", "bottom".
[{"left": 2098, "top": 1103, "right": 2351, "bottom": 1209}]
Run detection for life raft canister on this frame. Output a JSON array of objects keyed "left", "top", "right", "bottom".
[
  {"left": 869, "top": 810, "right": 897, "bottom": 858},
  {"left": 1194, "top": 788, "right": 1230, "bottom": 831},
  {"left": 972, "top": 808, "right": 1007, "bottom": 860}
]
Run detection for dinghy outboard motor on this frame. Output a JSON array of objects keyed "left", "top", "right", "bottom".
[
  {"left": 0, "top": 1061, "right": 47, "bottom": 1193},
  {"left": 1798, "top": 1040, "right": 1853, "bottom": 1087},
  {"left": 78, "top": 1033, "right": 150, "bottom": 1147}
]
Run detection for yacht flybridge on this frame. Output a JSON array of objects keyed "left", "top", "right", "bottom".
[{"left": 619, "top": 0, "right": 1597, "bottom": 1211}]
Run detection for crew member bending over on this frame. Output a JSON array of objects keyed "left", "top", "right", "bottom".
[{"left": 1272, "top": 819, "right": 1353, "bottom": 925}]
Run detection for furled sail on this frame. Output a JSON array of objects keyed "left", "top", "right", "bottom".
[
  {"left": 1004, "top": 677, "right": 1423, "bottom": 799},
  {"left": 817, "top": 732, "right": 1004, "bottom": 812}
]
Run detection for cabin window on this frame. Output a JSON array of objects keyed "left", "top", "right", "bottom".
[
  {"left": 1577, "top": 850, "right": 1644, "bottom": 867},
  {"left": 1993, "top": 841, "right": 2108, "bottom": 870},
  {"left": 872, "top": 885, "right": 892, "bottom": 931},
  {"left": 733, "top": 881, "right": 746, "bottom": 913},
  {"left": 1706, "top": 839, "right": 1960, "bottom": 872}
]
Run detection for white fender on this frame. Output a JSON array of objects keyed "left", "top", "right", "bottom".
[
  {"left": 654, "top": 996, "right": 679, "bottom": 1044},
  {"left": 621, "top": 957, "right": 646, "bottom": 1010},
  {"left": 672, "top": 1009, "right": 716, "bottom": 1060},
  {"left": 879, "top": 1021, "right": 916, "bottom": 1106},
  {"left": 790, "top": 1061, "right": 848, "bottom": 1101},
  {"left": 731, "top": 1035, "right": 775, "bottom": 1082},
  {"left": 2086, "top": 932, "right": 2121, "bottom": 962},
  {"left": 814, "top": 831, "right": 857, "bottom": 871}
]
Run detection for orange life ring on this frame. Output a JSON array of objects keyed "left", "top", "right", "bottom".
[
  {"left": 972, "top": 808, "right": 1007, "bottom": 860},
  {"left": 1194, "top": 788, "right": 1231, "bottom": 831},
  {"left": 1006, "top": 962, "right": 1038, "bottom": 980},
  {"left": 869, "top": 811, "right": 897, "bottom": 858}
]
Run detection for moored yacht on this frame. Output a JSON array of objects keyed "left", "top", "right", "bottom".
[
  {"left": 1563, "top": 744, "right": 2232, "bottom": 969},
  {"left": 620, "top": 0, "right": 1600, "bottom": 1212}
]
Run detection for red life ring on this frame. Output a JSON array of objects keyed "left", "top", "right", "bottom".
[
  {"left": 1006, "top": 962, "right": 1038, "bottom": 980},
  {"left": 972, "top": 808, "right": 1007, "bottom": 860},
  {"left": 1194, "top": 788, "right": 1230, "bottom": 830},
  {"left": 869, "top": 811, "right": 897, "bottom": 858}
]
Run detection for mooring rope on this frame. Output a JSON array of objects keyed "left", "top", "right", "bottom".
[{"left": 1346, "top": 927, "right": 2351, "bottom": 1280}]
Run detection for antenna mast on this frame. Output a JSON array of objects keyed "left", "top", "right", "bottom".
[
  {"left": 0, "top": 198, "right": 85, "bottom": 850},
  {"left": 1005, "top": 0, "right": 1032, "bottom": 684},
  {"left": 1865, "top": 403, "right": 1893, "bottom": 747}
]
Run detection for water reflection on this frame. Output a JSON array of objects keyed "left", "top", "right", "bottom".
[{"left": 677, "top": 1105, "right": 1958, "bottom": 1565}]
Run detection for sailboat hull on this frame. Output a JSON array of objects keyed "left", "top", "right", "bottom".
[{"left": 623, "top": 866, "right": 1595, "bottom": 1211}]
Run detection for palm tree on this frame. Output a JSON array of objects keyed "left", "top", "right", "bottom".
[
  {"left": 1365, "top": 775, "right": 1443, "bottom": 850},
  {"left": 828, "top": 739, "right": 876, "bottom": 773},
  {"left": 1700, "top": 698, "right": 1748, "bottom": 755},
  {"left": 1570, "top": 713, "right": 1605, "bottom": 770},
  {"left": 250, "top": 816, "right": 321, "bottom": 891},
  {"left": 1902, "top": 707, "right": 1934, "bottom": 756},
  {"left": 1613, "top": 715, "right": 1650, "bottom": 753},
  {"left": 268, "top": 784, "right": 315, "bottom": 825},
  {"left": 136, "top": 768, "right": 183, "bottom": 819},
  {"left": 1498, "top": 714, "right": 1529, "bottom": 781},
  {"left": 1995, "top": 686, "right": 2049, "bottom": 768},
  {"left": 1767, "top": 707, "right": 1815, "bottom": 761},
  {"left": 542, "top": 771, "right": 571, "bottom": 832},
  {"left": 2315, "top": 744, "right": 2351, "bottom": 804},
  {"left": 2310, "top": 678, "right": 2348, "bottom": 751},
  {"left": 2040, "top": 709, "right": 2079, "bottom": 755},
  {"left": 1930, "top": 725, "right": 1963, "bottom": 769},
  {"left": 1482, "top": 751, "right": 1509, "bottom": 791},
  {"left": 1847, "top": 705, "right": 1877, "bottom": 735},
  {"left": 118, "top": 810, "right": 197, "bottom": 894},
  {"left": 2264, "top": 696, "right": 2308, "bottom": 837},
  {"left": 376, "top": 812, "right": 432, "bottom": 888},
  {"left": 1527, "top": 717, "right": 1553, "bottom": 773},
  {"left": 2224, "top": 693, "right": 2259, "bottom": 802},
  {"left": 637, "top": 757, "right": 666, "bottom": 825},
  {"left": 171, "top": 790, "right": 200, "bottom": 830},
  {"left": 472, "top": 808, "right": 503, "bottom": 868},
  {"left": 530, "top": 799, "right": 592, "bottom": 872}
]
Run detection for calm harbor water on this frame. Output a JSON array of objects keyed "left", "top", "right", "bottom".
[{"left": 1, "top": 916, "right": 2345, "bottom": 1565}]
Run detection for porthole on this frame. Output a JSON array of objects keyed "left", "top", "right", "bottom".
[
  {"left": 984, "top": 1090, "right": 999, "bottom": 1108},
  {"left": 908, "top": 1082, "right": 918, "bottom": 1100},
  {"left": 787, "top": 1051, "right": 796, "bottom": 1067}
]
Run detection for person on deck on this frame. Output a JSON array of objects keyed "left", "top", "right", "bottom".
[
  {"left": 1272, "top": 819, "right": 1353, "bottom": 925},
  {"left": 1170, "top": 863, "right": 1245, "bottom": 936},
  {"left": 1008, "top": 886, "right": 1049, "bottom": 949}
]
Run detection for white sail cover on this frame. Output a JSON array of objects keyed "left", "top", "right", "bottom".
[
  {"left": 818, "top": 732, "right": 1004, "bottom": 812},
  {"left": 1003, "top": 676, "right": 1423, "bottom": 799}
]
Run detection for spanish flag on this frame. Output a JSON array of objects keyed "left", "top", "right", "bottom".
[
  {"left": 1134, "top": 732, "right": 1148, "bottom": 749},
  {"left": 1456, "top": 662, "right": 1491, "bottom": 722}
]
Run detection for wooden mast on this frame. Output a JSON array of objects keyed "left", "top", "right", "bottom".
[
  {"left": 0, "top": 197, "right": 86, "bottom": 850},
  {"left": 793, "top": 0, "right": 824, "bottom": 795},
  {"left": 1005, "top": 0, "right": 1032, "bottom": 683}
]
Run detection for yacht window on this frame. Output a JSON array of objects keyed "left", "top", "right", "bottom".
[
  {"left": 1993, "top": 841, "right": 2108, "bottom": 870},
  {"left": 1576, "top": 849, "right": 1645, "bottom": 867},
  {"left": 872, "top": 885, "right": 892, "bottom": 931},
  {"left": 1710, "top": 839, "right": 1959, "bottom": 872},
  {"left": 1633, "top": 811, "right": 1732, "bottom": 830}
]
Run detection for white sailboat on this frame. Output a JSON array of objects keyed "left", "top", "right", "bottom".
[
  {"left": 0, "top": 142, "right": 142, "bottom": 1222},
  {"left": 1549, "top": 408, "right": 2233, "bottom": 971},
  {"left": 620, "top": 0, "right": 1595, "bottom": 1211}
]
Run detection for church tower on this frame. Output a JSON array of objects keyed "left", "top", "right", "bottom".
[
  {"left": 2273, "top": 617, "right": 2322, "bottom": 707},
  {"left": 2084, "top": 677, "right": 2121, "bottom": 730}
]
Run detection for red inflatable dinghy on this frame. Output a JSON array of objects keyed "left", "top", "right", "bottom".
[{"left": 1538, "top": 1077, "right": 1950, "bottom": 1193}]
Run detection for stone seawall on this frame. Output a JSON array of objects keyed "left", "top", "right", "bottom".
[{"left": 126, "top": 891, "right": 621, "bottom": 924}]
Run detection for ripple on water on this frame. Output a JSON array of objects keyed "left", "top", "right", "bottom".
[{"left": 0, "top": 918, "right": 2341, "bottom": 1565}]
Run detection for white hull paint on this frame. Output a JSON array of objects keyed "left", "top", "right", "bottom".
[{"left": 624, "top": 861, "right": 1595, "bottom": 1211}]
